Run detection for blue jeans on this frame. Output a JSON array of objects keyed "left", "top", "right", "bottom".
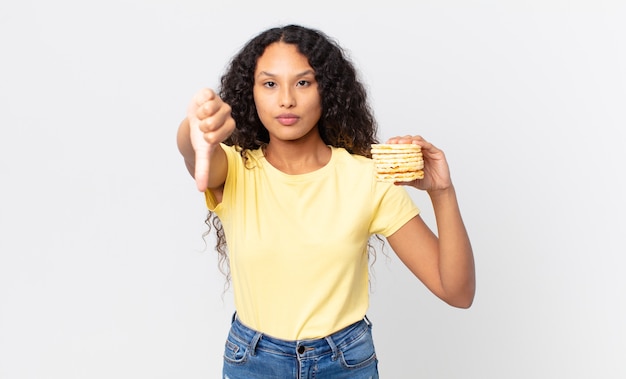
[{"left": 222, "top": 314, "right": 379, "bottom": 379}]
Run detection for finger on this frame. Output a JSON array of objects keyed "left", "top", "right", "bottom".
[
  {"left": 195, "top": 96, "right": 224, "bottom": 121},
  {"left": 418, "top": 139, "right": 442, "bottom": 156},
  {"left": 198, "top": 102, "right": 233, "bottom": 134},
  {"left": 189, "top": 88, "right": 217, "bottom": 120},
  {"left": 393, "top": 179, "right": 421, "bottom": 188},
  {"left": 195, "top": 88, "right": 216, "bottom": 105},
  {"left": 212, "top": 116, "right": 236, "bottom": 143},
  {"left": 386, "top": 135, "right": 424, "bottom": 144}
]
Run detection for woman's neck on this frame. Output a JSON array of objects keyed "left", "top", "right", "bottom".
[{"left": 263, "top": 138, "right": 331, "bottom": 175}]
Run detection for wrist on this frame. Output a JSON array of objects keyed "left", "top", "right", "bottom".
[{"left": 427, "top": 184, "right": 456, "bottom": 201}]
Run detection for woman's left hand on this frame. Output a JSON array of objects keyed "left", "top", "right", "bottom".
[{"left": 386, "top": 135, "right": 452, "bottom": 193}]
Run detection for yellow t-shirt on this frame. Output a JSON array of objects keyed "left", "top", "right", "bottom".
[{"left": 205, "top": 144, "right": 420, "bottom": 340}]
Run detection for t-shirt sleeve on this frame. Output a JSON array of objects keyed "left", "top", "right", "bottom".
[
  {"left": 204, "top": 144, "right": 240, "bottom": 211},
  {"left": 369, "top": 183, "right": 420, "bottom": 237}
]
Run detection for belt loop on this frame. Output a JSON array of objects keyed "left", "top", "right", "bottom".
[
  {"left": 249, "top": 332, "right": 262, "bottom": 356},
  {"left": 324, "top": 335, "right": 339, "bottom": 361},
  {"left": 364, "top": 315, "right": 372, "bottom": 327}
]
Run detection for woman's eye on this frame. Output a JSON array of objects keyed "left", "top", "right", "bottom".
[
  {"left": 264, "top": 81, "right": 276, "bottom": 88},
  {"left": 297, "top": 80, "right": 310, "bottom": 87}
]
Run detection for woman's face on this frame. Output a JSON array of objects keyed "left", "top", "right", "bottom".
[{"left": 253, "top": 42, "right": 322, "bottom": 143}]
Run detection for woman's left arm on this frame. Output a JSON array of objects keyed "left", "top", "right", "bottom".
[{"left": 385, "top": 135, "right": 475, "bottom": 308}]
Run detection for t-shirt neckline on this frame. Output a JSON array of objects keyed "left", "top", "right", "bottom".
[{"left": 254, "top": 146, "right": 337, "bottom": 182}]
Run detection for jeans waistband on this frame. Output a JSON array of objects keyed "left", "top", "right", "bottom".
[{"left": 229, "top": 314, "right": 373, "bottom": 359}]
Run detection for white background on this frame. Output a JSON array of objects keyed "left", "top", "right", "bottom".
[{"left": 1, "top": 0, "right": 625, "bottom": 378}]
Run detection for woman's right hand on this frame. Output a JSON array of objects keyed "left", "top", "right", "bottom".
[{"left": 186, "top": 88, "right": 236, "bottom": 191}]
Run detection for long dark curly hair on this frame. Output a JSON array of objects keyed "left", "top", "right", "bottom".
[{"left": 204, "top": 25, "right": 382, "bottom": 285}]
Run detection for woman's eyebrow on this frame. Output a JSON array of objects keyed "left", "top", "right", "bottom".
[{"left": 256, "top": 69, "right": 315, "bottom": 78}]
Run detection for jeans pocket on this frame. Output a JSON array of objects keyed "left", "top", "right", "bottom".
[
  {"left": 223, "top": 334, "right": 249, "bottom": 364},
  {"left": 338, "top": 328, "right": 378, "bottom": 369}
]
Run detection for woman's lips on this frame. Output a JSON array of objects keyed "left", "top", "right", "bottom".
[{"left": 276, "top": 114, "right": 299, "bottom": 126}]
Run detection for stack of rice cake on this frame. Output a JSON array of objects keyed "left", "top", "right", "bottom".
[{"left": 371, "top": 143, "right": 424, "bottom": 182}]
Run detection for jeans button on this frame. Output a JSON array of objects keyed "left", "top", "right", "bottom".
[{"left": 297, "top": 345, "right": 305, "bottom": 354}]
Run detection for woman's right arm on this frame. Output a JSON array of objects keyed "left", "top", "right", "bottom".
[{"left": 176, "top": 88, "right": 236, "bottom": 192}]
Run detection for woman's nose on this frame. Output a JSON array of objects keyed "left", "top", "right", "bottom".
[{"left": 279, "top": 87, "right": 295, "bottom": 108}]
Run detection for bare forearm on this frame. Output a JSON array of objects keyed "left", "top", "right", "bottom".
[
  {"left": 177, "top": 118, "right": 196, "bottom": 176},
  {"left": 429, "top": 185, "right": 476, "bottom": 307}
]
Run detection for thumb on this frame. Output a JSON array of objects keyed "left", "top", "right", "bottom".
[{"left": 194, "top": 144, "right": 214, "bottom": 192}]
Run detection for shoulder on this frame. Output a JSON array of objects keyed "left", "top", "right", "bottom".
[
  {"left": 335, "top": 148, "right": 415, "bottom": 200},
  {"left": 221, "top": 144, "right": 264, "bottom": 169},
  {"left": 330, "top": 147, "right": 381, "bottom": 190},
  {"left": 332, "top": 147, "right": 373, "bottom": 168}
]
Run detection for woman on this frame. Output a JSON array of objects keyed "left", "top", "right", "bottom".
[{"left": 177, "top": 24, "right": 475, "bottom": 378}]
